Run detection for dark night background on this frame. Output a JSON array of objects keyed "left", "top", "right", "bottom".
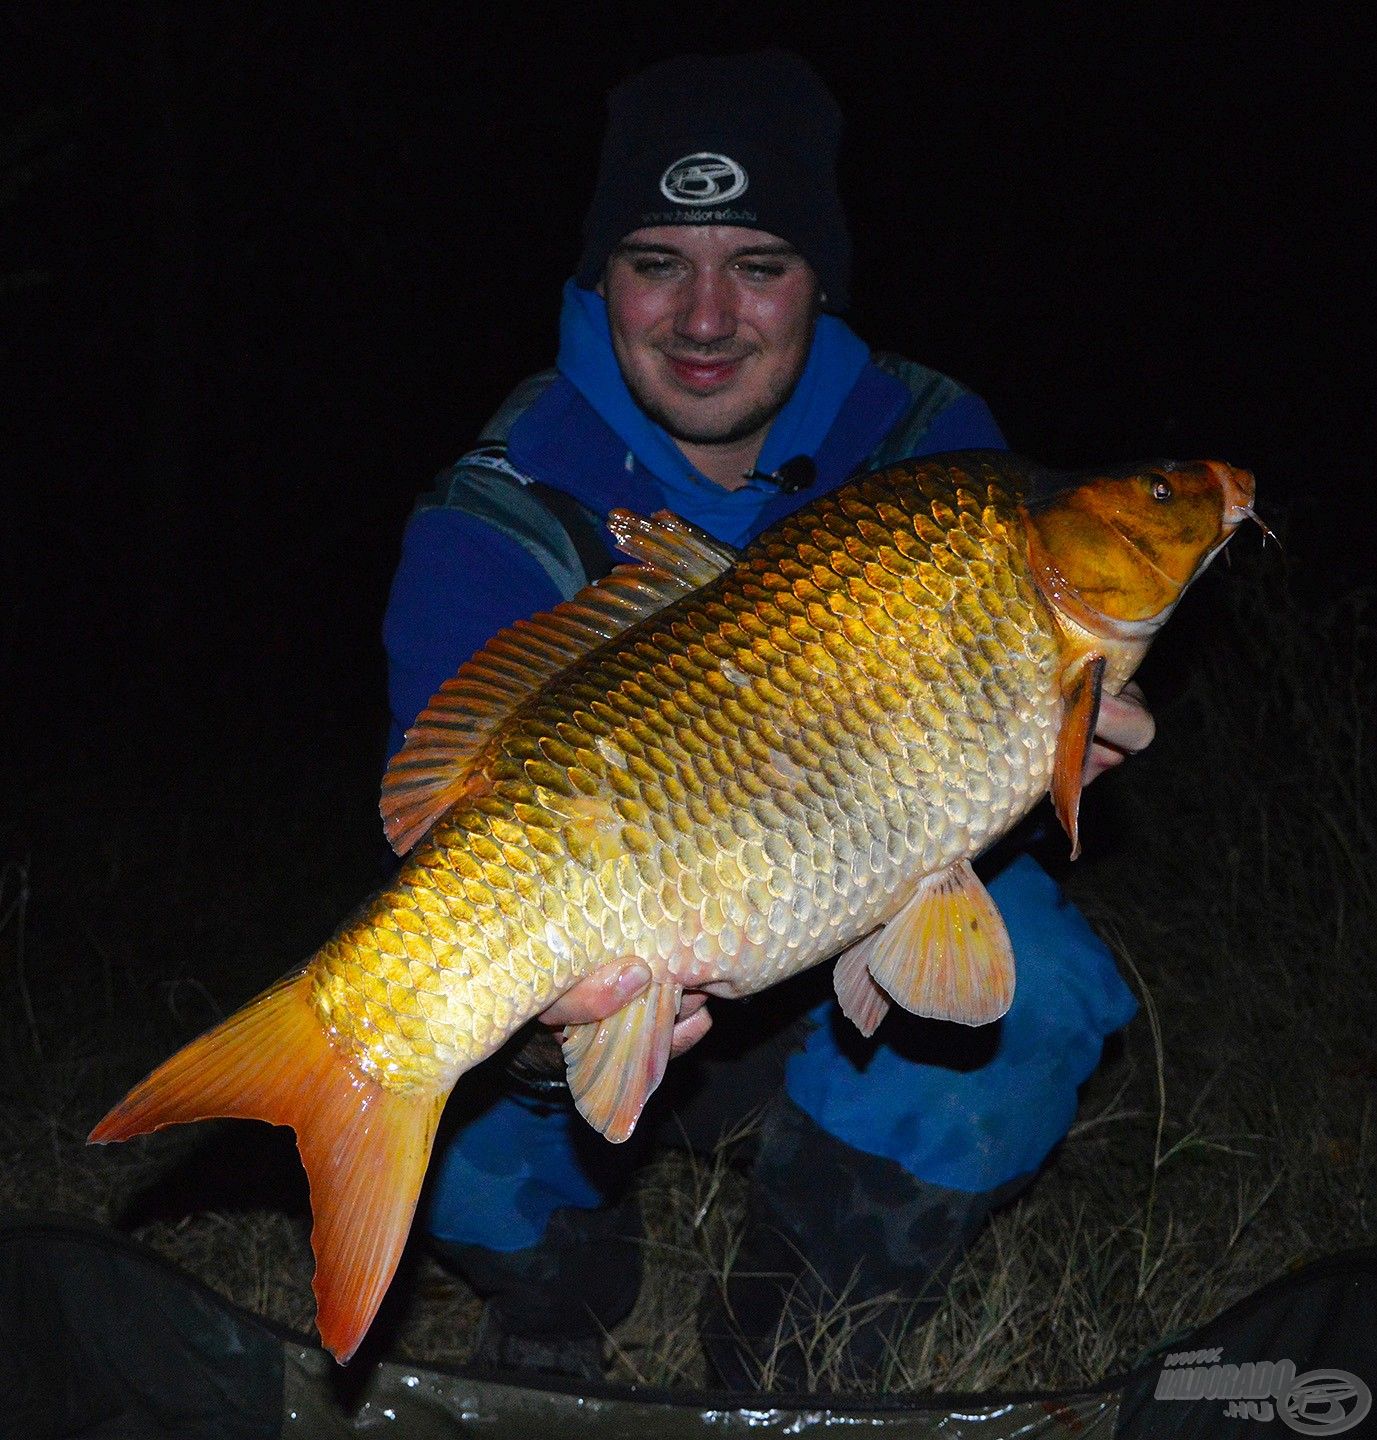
[{"left": 2, "top": 6, "right": 1372, "bottom": 994}]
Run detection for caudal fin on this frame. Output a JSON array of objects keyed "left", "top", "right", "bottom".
[{"left": 89, "top": 971, "right": 445, "bottom": 1362}]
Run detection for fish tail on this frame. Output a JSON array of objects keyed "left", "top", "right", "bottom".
[{"left": 88, "top": 971, "right": 444, "bottom": 1363}]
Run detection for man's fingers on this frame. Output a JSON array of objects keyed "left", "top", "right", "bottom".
[
  {"left": 539, "top": 959, "right": 651, "bottom": 1027},
  {"left": 676, "top": 990, "right": 709, "bottom": 1021},
  {"left": 538, "top": 961, "right": 714, "bottom": 1062},
  {"left": 670, "top": 1001, "right": 713, "bottom": 1058},
  {"left": 1086, "top": 683, "right": 1156, "bottom": 784},
  {"left": 1096, "top": 684, "right": 1156, "bottom": 753}
]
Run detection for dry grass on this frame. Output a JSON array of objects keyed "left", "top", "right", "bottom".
[{"left": 2, "top": 543, "right": 1372, "bottom": 1393}]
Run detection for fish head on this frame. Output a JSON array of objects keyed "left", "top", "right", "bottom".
[{"left": 1022, "top": 459, "right": 1256, "bottom": 638}]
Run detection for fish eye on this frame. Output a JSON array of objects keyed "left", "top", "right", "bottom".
[{"left": 1150, "top": 478, "right": 1174, "bottom": 502}]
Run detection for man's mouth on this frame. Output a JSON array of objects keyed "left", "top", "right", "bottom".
[{"left": 663, "top": 353, "right": 746, "bottom": 391}]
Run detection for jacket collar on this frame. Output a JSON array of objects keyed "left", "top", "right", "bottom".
[{"left": 507, "top": 291, "right": 909, "bottom": 548}]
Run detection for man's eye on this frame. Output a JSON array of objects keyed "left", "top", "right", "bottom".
[
  {"left": 631, "top": 257, "right": 678, "bottom": 277},
  {"left": 737, "top": 262, "right": 786, "bottom": 279}
]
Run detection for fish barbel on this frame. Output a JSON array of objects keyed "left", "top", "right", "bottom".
[{"left": 91, "top": 450, "right": 1256, "bottom": 1359}]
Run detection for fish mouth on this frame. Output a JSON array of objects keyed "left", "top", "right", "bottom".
[
  {"left": 1200, "top": 460, "right": 1274, "bottom": 567},
  {"left": 1208, "top": 460, "right": 1260, "bottom": 532},
  {"left": 1171, "top": 461, "right": 1262, "bottom": 590}
]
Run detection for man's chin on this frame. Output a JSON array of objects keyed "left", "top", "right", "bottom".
[{"left": 637, "top": 395, "right": 781, "bottom": 450}]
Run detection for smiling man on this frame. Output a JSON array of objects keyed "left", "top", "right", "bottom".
[
  {"left": 599, "top": 229, "right": 820, "bottom": 480},
  {"left": 383, "top": 50, "right": 1148, "bottom": 1388}
]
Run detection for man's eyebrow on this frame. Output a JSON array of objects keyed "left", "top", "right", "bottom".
[
  {"left": 612, "top": 241, "right": 802, "bottom": 260},
  {"left": 729, "top": 243, "right": 801, "bottom": 259},
  {"left": 613, "top": 242, "right": 685, "bottom": 256}
]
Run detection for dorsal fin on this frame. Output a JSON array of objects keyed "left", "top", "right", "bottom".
[
  {"left": 380, "top": 509, "right": 737, "bottom": 855},
  {"left": 607, "top": 508, "right": 737, "bottom": 584}
]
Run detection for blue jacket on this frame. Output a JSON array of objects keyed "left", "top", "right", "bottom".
[{"left": 385, "top": 307, "right": 1136, "bottom": 1209}]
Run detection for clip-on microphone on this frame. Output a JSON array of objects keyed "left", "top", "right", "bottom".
[{"left": 742, "top": 455, "right": 816, "bottom": 494}]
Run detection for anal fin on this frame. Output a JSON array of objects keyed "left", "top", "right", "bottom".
[
  {"left": 1053, "top": 653, "right": 1105, "bottom": 860},
  {"left": 89, "top": 972, "right": 445, "bottom": 1363},
  {"left": 561, "top": 970, "right": 680, "bottom": 1142},
  {"left": 833, "top": 934, "right": 892, "bottom": 1037},
  {"left": 862, "top": 861, "right": 1015, "bottom": 1026}
]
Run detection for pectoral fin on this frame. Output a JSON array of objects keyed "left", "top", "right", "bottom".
[
  {"left": 561, "top": 972, "right": 680, "bottom": 1142},
  {"left": 833, "top": 933, "right": 892, "bottom": 1037},
  {"left": 1053, "top": 653, "right": 1105, "bottom": 860},
  {"left": 860, "top": 861, "right": 1015, "bottom": 1026}
]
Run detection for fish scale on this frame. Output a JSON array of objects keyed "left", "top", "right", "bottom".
[{"left": 309, "top": 462, "right": 1062, "bottom": 1094}]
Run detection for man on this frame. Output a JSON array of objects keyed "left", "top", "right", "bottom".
[{"left": 383, "top": 51, "right": 1151, "bottom": 1387}]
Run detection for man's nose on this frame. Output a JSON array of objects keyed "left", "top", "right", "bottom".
[{"left": 674, "top": 271, "right": 736, "bottom": 344}]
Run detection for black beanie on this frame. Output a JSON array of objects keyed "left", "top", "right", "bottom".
[{"left": 575, "top": 50, "right": 851, "bottom": 312}]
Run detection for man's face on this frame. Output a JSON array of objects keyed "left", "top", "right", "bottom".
[{"left": 599, "top": 226, "right": 820, "bottom": 451}]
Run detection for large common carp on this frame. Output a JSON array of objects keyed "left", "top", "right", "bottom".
[{"left": 92, "top": 451, "right": 1256, "bottom": 1360}]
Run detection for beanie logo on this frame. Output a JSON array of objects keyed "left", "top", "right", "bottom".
[{"left": 659, "top": 153, "right": 748, "bottom": 206}]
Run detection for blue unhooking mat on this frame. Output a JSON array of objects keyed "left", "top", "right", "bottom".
[{"left": 1, "top": 1214, "right": 1373, "bottom": 1437}]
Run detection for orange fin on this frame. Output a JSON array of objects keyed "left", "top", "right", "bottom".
[
  {"left": 606, "top": 508, "right": 738, "bottom": 584},
  {"left": 833, "top": 933, "right": 892, "bottom": 1037},
  {"left": 1053, "top": 653, "right": 1105, "bottom": 860},
  {"left": 381, "top": 511, "right": 737, "bottom": 856},
  {"left": 560, "top": 972, "right": 680, "bottom": 1143},
  {"left": 863, "top": 862, "right": 1016, "bottom": 1026},
  {"left": 89, "top": 972, "right": 444, "bottom": 1364}
]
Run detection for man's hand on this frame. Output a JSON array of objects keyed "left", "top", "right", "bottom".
[
  {"left": 1087, "top": 682, "right": 1155, "bottom": 784},
  {"left": 540, "top": 960, "right": 712, "bottom": 1059}
]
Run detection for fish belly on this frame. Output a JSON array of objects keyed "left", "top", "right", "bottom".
[{"left": 679, "top": 672, "right": 1061, "bottom": 1000}]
